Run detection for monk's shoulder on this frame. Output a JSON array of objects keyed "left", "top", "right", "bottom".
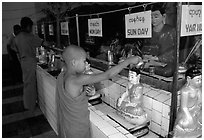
[
  {"left": 65, "top": 74, "right": 81, "bottom": 90},
  {"left": 64, "top": 75, "right": 73, "bottom": 86}
]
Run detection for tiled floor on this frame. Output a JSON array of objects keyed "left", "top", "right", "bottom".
[
  {"left": 2, "top": 76, "right": 57, "bottom": 138},
  {"left": 142, "top": 131, "right": 160, "bottom": 138}
]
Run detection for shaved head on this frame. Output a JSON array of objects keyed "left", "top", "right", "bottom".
[{"left": 62, "top": 45, "right": 86, "bottom": 65}]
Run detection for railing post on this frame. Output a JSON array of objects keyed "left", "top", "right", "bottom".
[
  {"left": 168, "top": 2, "right": 182, "bottom": 137},
  {"left": 76, "top": 14, "right": 80, "bottom": 47}
]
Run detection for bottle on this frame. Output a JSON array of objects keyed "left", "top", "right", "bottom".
[
  {"left": 178, "top": 65, "right": 187, "bottom": 80},
  {"left": 36, "top": 47, "right": 39, "bottom": 58},
  {"left": 50, "top": 53, "right": 55, "bottom": 71},
  {"left": 39, "top": 46, "right": 47, "bottom": 64},
  {"left": 108, "top": 50, "right": 113, "bottom": 65},
  {"left": 36, "top": 47, "right": 40, "bottom": 62}
]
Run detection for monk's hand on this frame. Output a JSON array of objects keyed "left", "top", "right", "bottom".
[
  {"left": 61, "top": 66, "right": 67, "bottom": 72},
  {"left": 144, "top": 55, "right": 158, "bottom": 61},
  {"left": 180, "top": 115, "right": 194, "bottom": 128},
  {"left": 127, "top": 56, "right": 143, "bottom": 65},
  {"left": 85, "top": 86, "right": 93, "bottom": 94},
  {"left": 118, "top": 57, "right": 125, "bottom": 64},
  {"left": 85, "top": 62, "right": 90, "bottom": 71},
  {"left": 117, "top": 97, "right": 123, "bottom": 107}
]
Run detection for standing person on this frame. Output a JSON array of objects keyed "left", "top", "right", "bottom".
[
  {"left": 142, "top": 3, "right": 176, "bottom": 77},
  {"left": 56, "top": 45, "right": 143, "bottom": 137},
  {"left": 7, "top": 24, "right": 22, "bottom": 84},
  {"left": 14, "top": 17, "right": 50, "bottom": 112}
]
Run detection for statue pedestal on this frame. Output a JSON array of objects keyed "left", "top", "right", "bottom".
[
  {"left": 173, "top": 127, "right": 202, "bottom": 138},
  {"left": 108, "top": 111, "right": 150, "bottom": 137}
]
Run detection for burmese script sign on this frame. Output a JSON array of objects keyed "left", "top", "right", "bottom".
[
  {"left": 125, "top": 10, "right": 151, "bottom": 38},
  {"left": 181, "top": 5, "right": 202, "bottom": 36},
  {"left": 88, "top": 18, "right": 102, "bottom": 37},
  {"left": 61, "top": 22, "right": 69, "bottom": 35},
  {"left": 49, "top": 24, "right": 54, "bottom": 35}
]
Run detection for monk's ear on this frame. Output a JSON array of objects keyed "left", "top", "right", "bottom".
[{"left": 71, "top": 59, "right": 76, "bottom": 66}]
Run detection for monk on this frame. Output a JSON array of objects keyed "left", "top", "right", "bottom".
[
  {"left": 56, "top": 45, "right": 143, "bottom": 137},
  {"left": 173, "top": 67, "right": 202, "bottom": 138},
  {"left": 7, "top": 24, "right": 22, "bottom": 84}
]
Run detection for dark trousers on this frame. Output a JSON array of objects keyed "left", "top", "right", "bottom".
[
  {"left": 8, "top": 49, "right": 22, "bottom": 83},
  {"left": 20, "top": 58, "right": 37, "bottom": 111}
]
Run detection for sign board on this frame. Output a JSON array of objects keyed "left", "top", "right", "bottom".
[
  {"left": 85, "top": 33, "right": 95, "bottom": 45},
  {"left": 181, "top": 5, "right": 202, "bottom": 36},
  {"left": 88, "top": 18, "right": 102, "bottom": 37},
  {"left": 49, "top": 24, "right": 54, "bottom": 35},
  {"left": 125, "top": 10, "right": 152, "bottom": 38},
  {"left": 60, "top": 22, "right": 69, "bottom": 35},
  {"left": 41, "top": 24, "right": 44, "bottom": 34}
]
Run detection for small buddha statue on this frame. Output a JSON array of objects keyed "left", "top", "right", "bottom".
[
  {"left": 116, "top": 71, "right": 148, "bottom": 125},
  {"left": 173, "top": 66, "right": 202, "bottom": 138}
]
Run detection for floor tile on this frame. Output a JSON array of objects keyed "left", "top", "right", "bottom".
[
  {"left": 142, "top": 131, "right": 160, "bottom": 138},
  {"left": 2, "top": 95, "right": 23, "bottom": 104},
  {"left": 2, "top": 101, "right": 25, "bottom": 116},
  {"left": 2, "top": 87, "right": 23, "bottom": 99},
  {"left": 100, "top": 126, "right": 119, "bottom": 136},
  {"left": 116, "top": 126, "right": 129, "bottom": 134},
  {"left": 2, "top": 114, "right": 53, "bottom": 138},
  {"left": 108, "top": 132, "right": 126, "bottom": 138},
  {"left": 125, "top": 133, "right": 135, "bottom": 138}
]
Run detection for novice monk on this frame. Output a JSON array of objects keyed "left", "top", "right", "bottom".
[{"left": 56, "top": 45, "right": 142, "bottom": 138}]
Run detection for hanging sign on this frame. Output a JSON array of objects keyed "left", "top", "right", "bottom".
[
  {"left": 41, "top": 24, "right": 44, "bottom": 34},
  {"left": 49, "top": 24, "right": 54, "bottom": 35},
  {"left": 85, "top": 33, "right": 95, "bottom": 45},
  {"left": 181, "top": 5, "right": 202, "bottom": 37},
  {"left": 125, "top": 10, "right": 151, "bottom": 38},
  {"left": 61, "top": 22, "right": 69, "bottom": 35},
  {"left": 88, "top": 18, "right": 102, "bottom": 37}
]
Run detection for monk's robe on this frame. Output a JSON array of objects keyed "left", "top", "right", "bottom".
[{"left": 56, "top": 72, "right": 91, "bottom": 138}]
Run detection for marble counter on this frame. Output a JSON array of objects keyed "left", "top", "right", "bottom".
[
  {"left": 36, "top": 65, "right": 137, "bottom": 138},
  {"left": 90, "top": 67, "right": 180, "bottom": 137},
  {"left": 36, "top": 58, "right": 181, "bottom": 137}
]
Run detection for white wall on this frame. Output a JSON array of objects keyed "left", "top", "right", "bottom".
[{"left": 2, "top": 2, "right": 46, "bottom": 54}]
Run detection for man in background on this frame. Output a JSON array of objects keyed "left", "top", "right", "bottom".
[
  {"left": 7, "top": 24, "right": 22, "bottom": 84},
  {"left": 14, "top": 17, "right": 51, "bottom": 112}
]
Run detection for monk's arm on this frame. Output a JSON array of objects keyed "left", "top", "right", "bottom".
[{"left": 74, "top": 56, "right": 141, "bottom": 86}]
